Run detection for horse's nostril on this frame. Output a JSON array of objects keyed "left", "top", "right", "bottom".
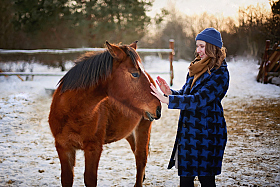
[{"left": 156, "top": 106, "right": 161, "bottom": 119}]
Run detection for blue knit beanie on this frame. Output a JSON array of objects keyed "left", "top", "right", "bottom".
[{"left": 195, "top": 28, "right": 223, "bottom": 48}]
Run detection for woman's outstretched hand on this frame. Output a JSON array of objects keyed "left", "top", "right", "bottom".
[
  {"left": 150, "top": 83, "right": 169, "bottom": 104},
  {"left": 156, "top": 76, "right": 172, "bottom": 96}
]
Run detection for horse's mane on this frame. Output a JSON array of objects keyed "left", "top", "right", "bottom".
[{"left": 58, "top": 46, "right": 140, "bottom": 93}]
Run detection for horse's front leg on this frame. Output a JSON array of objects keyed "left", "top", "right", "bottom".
[
  {"left": 134, "top": 119, "right": 152, "bottom": 187},
  {"left": 55, "top": 142, "right": 76, "bottom": 187},
  {"left": 83, "top": 140, "right": 103, "bottom": 187}
]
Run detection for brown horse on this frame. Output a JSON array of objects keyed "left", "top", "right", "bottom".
[{"left": 48, "top": 41, "right": 161, "bottom": 187}]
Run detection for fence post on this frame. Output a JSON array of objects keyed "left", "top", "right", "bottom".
[
  {"left": 257, "top": 40, "right": 270, "bottom": 82},
  {"left": 169, "top": 39, "right": 175, "bottom": 86}
]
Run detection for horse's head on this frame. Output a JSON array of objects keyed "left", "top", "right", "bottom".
[{"left": 106, "top": 41, "right": 161, "bottom": 121}]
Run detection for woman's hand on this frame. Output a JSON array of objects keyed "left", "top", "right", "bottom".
[
  {"left": 150, "top": 83, "right": 169, "bottom": 104},
  {"left": 156, "top": 76, "right": 172, "bottom": 96}
]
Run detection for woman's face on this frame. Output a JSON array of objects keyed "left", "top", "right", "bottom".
[{"left": 196, "top": 40, "right": 207, "bottom": 59}]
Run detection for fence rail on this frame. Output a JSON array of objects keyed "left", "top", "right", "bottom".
[
  {"left": 0, "top": 71, "right": 171, "bottom": 76},
  {"left": 0, "top": 72, "right": 66, "bottom": 76},
  {"left": 0, "top": 39, "right": 175, "bottom": 85},
  {"left": 0, "top": 48, "right": 173, "bottom": 54}
]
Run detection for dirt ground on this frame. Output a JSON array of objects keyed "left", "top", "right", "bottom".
[
  {"left": 0, "top": 94, "right": 279, "bottom": 187},
  {"left": 220, "top": 98, "right": 280, "bottom": 186}
]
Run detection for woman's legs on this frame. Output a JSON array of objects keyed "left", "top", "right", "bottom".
[
  {"left": 180, "top": 175, "right": 216, "bottom": 187},
  {"left": 198, "top": 176, "right": 216, "bottom": 187},
  {"left": 180, "top": 176, "right": 195, "bottom": 187}
]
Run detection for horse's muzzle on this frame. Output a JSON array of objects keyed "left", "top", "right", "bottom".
[
  {"left": 145, "top": 106, "right": 161, "bottom": 121},
  {"left": 156, "top": 106, "right": 161, "bottom": 119}
]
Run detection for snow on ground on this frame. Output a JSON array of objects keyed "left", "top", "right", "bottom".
[{"left": 0, "top": 56, "right": 280, "bottom": 187}]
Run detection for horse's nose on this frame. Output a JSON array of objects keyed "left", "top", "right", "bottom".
[{"left": 156, "top": 106, "right": 161, "bottom": 119}]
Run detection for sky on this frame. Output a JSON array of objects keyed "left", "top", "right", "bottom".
[{"left": 147, "top": 0, "right": 271, "bottom": 18}]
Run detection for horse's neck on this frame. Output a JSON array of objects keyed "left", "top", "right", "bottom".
[
  {"left": 108, "top": 97, "right": 142, "bottom": 120},
  {"left": 104, "top": 97, "right": 143, "bottom": 143}
]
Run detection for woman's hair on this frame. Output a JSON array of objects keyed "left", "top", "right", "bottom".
[{"left": 195, "top": 42, "right": 227, "bottom": 69}]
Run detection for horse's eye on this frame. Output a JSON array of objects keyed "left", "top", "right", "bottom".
[{"left": 131, "top": 72, "right": 139, "bottom": 78}]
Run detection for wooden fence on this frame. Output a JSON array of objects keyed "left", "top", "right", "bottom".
[
  {"left": 257, "top": 40, "right": 280, "bottom": 84},
  {"left": 0, "top": 39, "right": 175, "bottom": 85}
]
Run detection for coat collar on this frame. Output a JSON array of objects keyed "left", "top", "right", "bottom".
[
  {"left": 188, "top": 60, "right": 227, "bottom": 93},
  {"left": 189, "top": 71, "right": 211, "bottom": 93}
]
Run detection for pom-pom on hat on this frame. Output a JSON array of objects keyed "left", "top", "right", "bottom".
[{"left": 195, "top": 28, "right": 223, "bottom": 48}]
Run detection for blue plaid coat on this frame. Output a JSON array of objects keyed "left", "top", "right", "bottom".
[{"left": 167, "top": 60, "right": 229, "bottom": 176}]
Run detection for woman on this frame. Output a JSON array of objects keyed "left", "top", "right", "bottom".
[{"left": 150, "top": 28, "right": 229, "bottom": 187}]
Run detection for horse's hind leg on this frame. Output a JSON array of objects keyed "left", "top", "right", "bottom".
[
  {"left": 133, "top": 119, "right": 152, "bottom": 187},
  {"left": 56, "top": 142, "right": 76, "bottom": 187}
]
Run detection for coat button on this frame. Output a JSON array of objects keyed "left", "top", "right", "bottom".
[{"left": 183, "top": 123, "right": 187, "bottom": 128}]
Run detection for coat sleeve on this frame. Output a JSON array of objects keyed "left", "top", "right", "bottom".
[
  {"left": 168, "top": 69, "right": 229, "bottom": 110},
  {"left": 170, "top": 84, "right": 187, "bottom": 95},
  {"left": 170, "top": 74, "right": 190, "bottom": 95}
]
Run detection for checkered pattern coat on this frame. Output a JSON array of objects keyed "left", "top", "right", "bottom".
[{"left": 167, "top": 60, "right": 229, "bottom": 176}]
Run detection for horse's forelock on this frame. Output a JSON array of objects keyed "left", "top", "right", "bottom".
[
  {"left": 126, "top": 47, "right": 151, "bottom": 83},
  {"left": 126, "top": 47, "right": 141, "bottom": 70}
]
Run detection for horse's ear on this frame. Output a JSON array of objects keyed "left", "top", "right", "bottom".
[
  {"left": 106, "top": 41, "right": 126, "bottom": 60},
  {"left": 129, "top": 41, "right": 138, "bottom": 50}
]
